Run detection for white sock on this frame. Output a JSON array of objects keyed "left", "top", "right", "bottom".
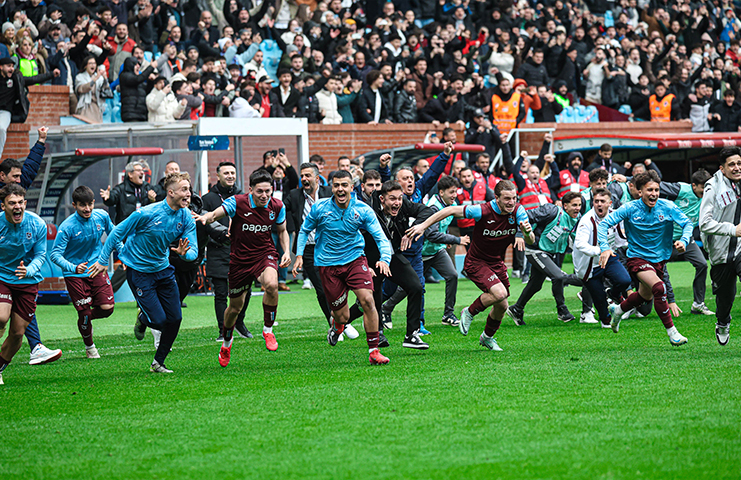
[
  {"left": 613, "top": 305, "right": 624, "bottom": 316},
  {"left": 369, "top": 347, "right": 378, "bottom": 354},
  {"left": 482, "top": 332, "right": 492, "bottom": 339},
  {"left": 263, "top": 326, "right": 273, "bottom": 334},
  {"left": 667, "top": 326, "right": 678, "bottom": 336},
  {"left": 224, "top": 338, "right": 233, "bottom": 348},
  {"left": 86, "top": 344, "right": 96, "bottom": 350}
]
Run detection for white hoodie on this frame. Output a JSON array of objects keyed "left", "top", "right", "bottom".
[{"left": 573, "top": 208, "right": 623, "bottom": 280}]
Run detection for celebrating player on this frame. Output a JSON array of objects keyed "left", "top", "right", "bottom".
[
  {"left": 50, "top": 186, "right": 117, "bottom": 358},
  {"left": 0, "top": 184, "right": 48, "bottom": 384},
  {"left": 197, "top": 170, "right": 291, "bottom": 367},
  {"left": 598, "top": 171, "right": 693, "bottom": 346},
  {"left": 88, "top": 172, "right": 198, "bottom": 373},
  {"left": 407, "top": 180, "right": 534, "bottom": 351},
  {"left": 293, "top": 169, "right": 393, "bottom": 365}
]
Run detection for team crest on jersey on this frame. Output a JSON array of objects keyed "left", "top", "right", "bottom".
[
  {"left": 177, "top": 222, "right": 182, "bottom": 230},
  {"left": 362, "top": 264, "right": 368, "bottom": 272},
  {"left": 96, "top": 224, "right": 102, "bottom": 231},
  {"left": 508, "top": 216, "right": 515, "bottom": 224},
  {"left": 136, "top": 288, "right": 143, "bottom": 296},
  {"left": 26, "top": 232, "right": 32, "bottom": 239},
  {"left": 658, "top": 214, "right": 664, "bottom": 221},
  {"left": 269, "top": 210, "right": 276, "bottom": 220},
  {"left": 354, "top": 212, "right": 359, "bottom": 219}
]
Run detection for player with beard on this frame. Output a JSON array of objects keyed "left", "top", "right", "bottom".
[
  {"left": 407, "top": 181, "right": 534, "bottom": 351},
  {"left": 293, "top": 170, "right": 393, "bottom": 365},
  {"left": 599, "top": 171, "right": 693, "bottom": 346},
  {"left": 88, "top": 173, "right": 198, "bottom": 373},
  {"left": 0, "top": 184, "right": 48, "bottom": 384},
  {"left": 196, "top": 171, "right": 291, "bottom": 367},
  {"left": 573, "top": 188, "right": 631, "bottom": 328},
  {"left": 50, "top": 186, "right": 117, "bottom": 358}
]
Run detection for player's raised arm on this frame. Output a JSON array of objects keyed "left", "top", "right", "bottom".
[{"left": 406, "top": 205, "right": 465, "bottom": 242}]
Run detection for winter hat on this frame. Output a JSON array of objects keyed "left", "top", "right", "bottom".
[{"left": 2, "top": 22, "right": 14, "bottom": 35}]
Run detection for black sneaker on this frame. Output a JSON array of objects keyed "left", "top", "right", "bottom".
[
  {"left": 378, "top": 332, "right": 390, "bottom": 348},
  {"left": 134, "top": 309, "right": 146, "bottom": 341},
  {"left": 381, "top": 310, "right": 392, "bottom": 330},
  {"left": 402, "top": 332, "right": 429, "bottom": 350},
  {"left": 181, "top": 301, "right": 187, "bottom": 308},
  {"left": 235, "top": 323, "right": 253, "bottom": 339},
  {"left": 441, "top": 313, "right": 460, "bottom": 326},
  {"left": 557, "top": 307, "right": 575, "bottom": 323},
  {"left": 506, "top": 306, "right": 525, "bottom": 326}
]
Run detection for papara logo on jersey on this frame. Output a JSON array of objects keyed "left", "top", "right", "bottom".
[
  {"left": 242, "top": 223, "right": 271, "bottom": 232},
  {"left": 332, "top": 292, "right": 348, "bottom": 308},
  {"left": 74, "top": 296, "right": 93, "bottom": 307},
  {"left": 482, "top": 228, "right": 517, "bottom": 237}
]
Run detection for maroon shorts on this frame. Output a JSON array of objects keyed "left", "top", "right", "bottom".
[
  {"left": 625, "top": 257, "right": 666, "bottom": 282},
  {"left": 319, "top": 256, "right": 374, "bottom": 311},
  {"left": 0, "top": 280, "right": 39, "bottom": 319},
  {"left": 464, "top": 257, "right": 510, "bottom": 294},
  {"left": 65, "top": 273, "right": 115, "bottom": 311},
  {"left": 228, "top": 255, "right": 279, "bottom": 298}
]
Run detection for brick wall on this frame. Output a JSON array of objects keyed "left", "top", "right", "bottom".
[
  {"left": 40, "top": 278, "right": 66, "bottom": 291},
  {"left": 3, "top": 124, "right": 32, "bottom": 160},
  {"left": 26, "top": 85, "right": 71, "bottom": 128}
]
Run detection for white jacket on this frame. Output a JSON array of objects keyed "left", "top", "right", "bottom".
[
  {"left": 699, "top": 169, "right": 741, "bottom": 266},
  {"left": 146, "top": 89, "right": 186, "bottom": 122},
  {"left": 573, "top": 208, "right": 622, "bottom": 280},
  {"left": 316, "top": 89, "right": 342, "bottom": 124}
]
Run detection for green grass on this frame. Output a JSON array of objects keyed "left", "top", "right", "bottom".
[{"left": 1, "top": 262, "right": 740, "bottom": 479}]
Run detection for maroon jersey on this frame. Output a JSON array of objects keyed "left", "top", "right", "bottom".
[
  {"left": 465, "top": 201, "right": 526, "bottom": 264},
  {"left": 224, "top": 194, "right": 285, "bottom": 266}
]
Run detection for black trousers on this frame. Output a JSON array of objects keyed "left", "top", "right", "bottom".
[
  {"left": 110, "top": 265, "right": 127, "bottom": 292},
  {"left": 375, "top": 254, "right": 424, "bottom": 336},
  {"left": 174, "top": 267, "right": 197, "bottom": 303},
  {"left": 710, "top": 256, "right": 741, "bottom": 327},
  {"left": 303, "top": 244, "right": 331, "bottom": 323},
  {"left": 515, "top": 251, "right": 583, "bottom": 310},
  {"left": 210, "top": 277, "right": 248, "bottom": 333}
]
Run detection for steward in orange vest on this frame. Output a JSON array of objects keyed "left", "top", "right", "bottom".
[
  {"left": 557, "top": 152, "right": 590, "bottom": 199},
  {"left": 490, "top": 78, "right": 525, "bottom": 135},
  {"left": 649, "top": 84, "right": 679, "bottom": 122}
]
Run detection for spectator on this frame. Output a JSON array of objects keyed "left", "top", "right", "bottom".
[
  {"left": 13, "top": 37, "right": 46, "bottom": 78},
  {"left": 272, "top": 67, "right": 301, "bottom": 117},
  {"left": 681, "top": 81, "right": 712, "bottom": 132},
  {"left": 393, "top": 78, "right": 417, "bottom": 123},
  {"left": 201, "top": 77, "right": 234, "bottom": 117},
  {"left": 583, "top": 47, "right": 609, "bottom": 104},
  {"left": 1, "top": 23, "right": 16, "bottom": 56},
  {"left": 628, "top": 74, "right": 651, "bottom": 121},
  {"left": 336, "top": 75, "right": 361, "bottom": 124},
  {"left": 0, "top": 56, "right": 55, "bottom": 155},
  {"left": 74, "top": 56, "right": 107, "bottom": 123},
  {"left": 516, "top": 48, "right": 549, "bottom": 87},
  {"left": 710, "top": 89, "right": 741, "bottom": 132},
  {"left": 38, "top": 6, "right": 72, "bottom": 41},
  {"left": 420, "top": 87, "right": 463, "bottom": 126},
  {"left": 316, "top": 75, "right": 341, "bottom": 124},
  {"left": 173, "top": 80, "right": 203, "bottom": 120},
  {"left": 357, "top": 69, "right": 391, "bottom": 124},
  {"left": 533, "top": 85, "right": 564, "bottom": 123},
  {"left": 253, "top": 75, "right": 284, "bottom": 118},
  {"left": 146, "top": 75, "right": 187, "bottom": 121},
  {"left": 119, "top": 56, "right": 155, "bottom": 122},
  {"left": 649, "top": 83, "right": 679, "bottom": 122},
  {"left": 106, "top": 23, "right": 136, "bottom": 82}
]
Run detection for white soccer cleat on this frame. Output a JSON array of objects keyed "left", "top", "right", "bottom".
[
  {"left": 459, "top": 307, "right": 473, "bottom": 336},
  {"left": 85, "top": 345, "right": 100, "bottom": 359},
  {"left": 302, "top": 279, "right": 313, "bottom": 290},
  {"left": 579, "top": 311, "right": 598, "bottom": 324},
  {"left": 667, "top": 327, "right": 688, "bottom": 346},
  {"left": 344, "top": 323, "right": 360, "bottom": 339},
  {"left": 29, "top": 344, "right": 62, "bottom": 365}
]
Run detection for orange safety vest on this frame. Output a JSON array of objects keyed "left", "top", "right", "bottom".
[
  {"left": 491, "top": 92, "right": 521, "bottom": 135},
  {"left": 557, "top": 169, "right": 589, "bottom": 199},
  {"left": 519, "top": 178, "right": 553, "bottom": 210},
  {"left": 457, "top": 181, "right": 487, "bottom": 228},
  {"left": 649, "top": 93, "right": 675, "bottom": 122}
]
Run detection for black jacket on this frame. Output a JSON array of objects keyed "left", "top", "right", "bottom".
[
  {"left": 419, "top": 97, "right": 463, "bottom": 123},
  {"left": 628, "top": 86, "right": 651, "bottom": 121},
  {"left": 272, "top": 85, "right": 302, "bottom": 117},
  {"left": 169, "top": 194, "right": 227, "bottom": 272},
  {"left": 357, "top": 87, "right": 391, "bottom": 123},
  {"left": 202, "top": 182, "right": 242, "bottom": 278},
  {"left": 516, "top": 58, "right": 549, "bottom": 87},
  {"left": 253, "top": 90, "right": 286, "bottom": 117},
  {"left": 393, "top": 89, "right": 418, "bottom": 123},
  {"left": 119, "top": 57, "right": 155, "bottom": 122},
  {"left": 2, "top": 70, "right": 53, "bottom": 123},
  {"left": 103, "top": 176, "right": 154, "bottom": 223},
  {"left": 711, "top": 101, "right": 741, "bottom": 132},
  {"left": 283, "top": 185, "right": 332, "bottom": 252},
  {"left": 532, "top": 96, "right": 563, "bottom": 123}
]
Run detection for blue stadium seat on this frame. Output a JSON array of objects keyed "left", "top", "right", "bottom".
[
  {"left": 619, "top": 105, "right": 632, "bottom": 115},
  {"left": 525, "top": 109, "right": 535, "bottom": 124},
  {"left": 260, "top": 40, "right": 282, "bottom": 81},
  {"left": 586, "top": 106, "right": 599, "bottom": 123},
  {"left": 558, "top": 106, "right": 575, "bottom": 123}
]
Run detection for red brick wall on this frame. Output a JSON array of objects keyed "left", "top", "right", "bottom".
[
  {"left": 26, "top": 85, "right": 71, "bottom": 128},
  {"left": 40, "top": 278, "right": 66, "bottom": 291},
  {"left": 3, "top": 124, "right": 32, "bottom": 160}
]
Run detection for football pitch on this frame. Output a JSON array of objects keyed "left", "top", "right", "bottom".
[{"left": 2, "top": 262, "right": 740, "bottom": 479}]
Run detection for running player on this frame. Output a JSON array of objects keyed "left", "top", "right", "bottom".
[
  {"left": 197, "top": 170, "right": 291, "bottom": 367},
  {"left": 88, "top": 172, "right": 198, "bottom": 373},
  {"left": 407, "top": 180, "right": 534, "bottom": 351},
  {"left": 598, "top": 170, "right": 693, "bottom": 346},
  {"left": 293, "top": 169, "right": 393, "bottom": 365},
  {"left": 50, "top": 186, "right": 117, "bottom": 358},
  {"left": 0, "top": 184, "right": 48, "bottom": 384}
]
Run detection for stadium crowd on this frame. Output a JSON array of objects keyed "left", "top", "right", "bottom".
[{"left": 3, "top": 0, "right": 741, "bottom": 149}]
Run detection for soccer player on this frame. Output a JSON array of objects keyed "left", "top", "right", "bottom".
[
  {"left": 699, "top": 146, "right": 741, "bottom": 345},
  {"left": 88, "top": 172, "right": 198, "bottom": 373},
  {"left": 598, "top": 170, "right": 693, "bottom": 346},
  {"left": 407, "top": 180, "right": 534, "bottom": 351},
  {"left": 573, "top": 188, "right": 631, "bottom": 327},
  {"left": 505, "top": 192, "right": 585, "bottom": 325},
  {"left": 0, "top": 184, "right": 48, "bottom": 384},
  {"left": 293, "top": 169, "right": 393, "bottom": 365},
  {"left": 197, "top": 170, "right": 291, "bottom": 367},
  {"left": 50, "top": 186, "right": 117, "bottom": 358}
]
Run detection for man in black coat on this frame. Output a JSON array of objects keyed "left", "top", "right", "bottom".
[
  {"left": 357, "top": 69, "right": 392, "bottom": 123},
  {"left": 283, "top": 162, "right": 333, "bottom": 322},
  {"left": 119, "top": 57, "right": 155, "bottom": 122},
  {"left": 201, "top": 161, "right": 252, "bottom": 340},
  {"left": 419, "top": 88, "right": 464, "bottom": 124},
  {"left": 253, "top": 75, "right": 286, "bottom": 118},
  {"left": 272, "top": 68, "right": 302, "bottom": 117},
  {"left": 711, "top": 89, "right": 741, "bottom": 132},
  {"left": 516, "top": 49, "right": 549, "bottom": 87},
  {"left": 0, "top": 57, "right": 55, "bottom": 155}
]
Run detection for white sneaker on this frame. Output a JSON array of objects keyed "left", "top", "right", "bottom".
[
  {"left": 0, "top": 373, "right": 3, "bottom": 385},
  {"left": 579, "top": 311, "right": 598, "bottom": 324},
  {"left": 152, "top": 329, "right": 162, "bottom": 350},
  {"left": 667, "top": 326, "right": 688, "bottom": 346},
  {"left": 150, "top": 361, "right": 173, "bottom": 373},
  {"left": 716, "top": 323, "right": 730, "bottom": 346},
  {"left": 302, "top": 279, "right": 313, "bottom": 290},
  {"left": 691, "top": 303, "right": 715, "bottom": 315},
  {"left": 459, "top": 307, "right": 473, "bottom": 336},
  {"left": 85, "top": 345, "right": 100, "bottom": 359},
  {"left": 344, "top": 323, "right": 359, "bottom": 339},
  {"left": 29, "top": 344, "right": 63, "bottom": 365}
]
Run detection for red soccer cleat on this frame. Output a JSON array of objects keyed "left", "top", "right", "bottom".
[
  {"left": 218, "top": 345, "right": 231, "bottom": 367},
  {"left": 263, "top": 332, "right": 278, "bottom": 351},
  {"left": 369, "top": 349, "right": 390, "bottom": 365}
]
